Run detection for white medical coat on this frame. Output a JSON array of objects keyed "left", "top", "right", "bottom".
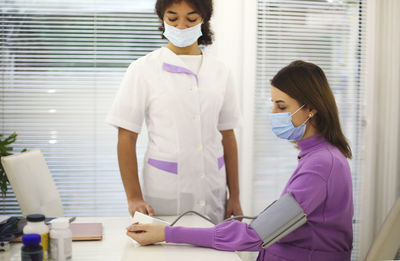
[{"left": 106, "top": 47, "right": 241, "bottom": 223}]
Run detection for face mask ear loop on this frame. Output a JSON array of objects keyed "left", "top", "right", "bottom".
[{"left": 291, "top": 104, "right": 306, "bottom": 117}]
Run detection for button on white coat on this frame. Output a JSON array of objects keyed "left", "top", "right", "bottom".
[{"left": 199, "top": 200, "right": 206, "bottom": 207}]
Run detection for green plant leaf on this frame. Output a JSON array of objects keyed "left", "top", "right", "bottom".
[{"left": 0, "top": 132, "right": 26, "bottom": 196}]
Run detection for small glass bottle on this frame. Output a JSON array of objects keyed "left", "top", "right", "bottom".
[
  {"left": 23, "top": 214, "right": 49, "bottom": 261},
  {"left": 49, "top": 218, "right": 72, "bottom": 261},
  {"left": 21, "top": 234, "right": 43, "bottom": 261}
]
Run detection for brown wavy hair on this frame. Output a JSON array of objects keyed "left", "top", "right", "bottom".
[
  {"left": 155, "top": 0, "right": 214, "bottom": 46},
  {"left": 271, "top": 60, "right": 352, "bottom": 159}
]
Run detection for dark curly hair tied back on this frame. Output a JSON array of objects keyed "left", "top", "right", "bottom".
[{"left": 155, "top": 0, "right": 214, "bottom": 46}]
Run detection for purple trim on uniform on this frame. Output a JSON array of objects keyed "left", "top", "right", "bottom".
[
  {"left": 162, "top": 62, "right": 199, "bottom": 85},
  {"left": 218, "top": 156, "right": 225, "bottom": 170},
  {"left": 148, "top": 158, "right": 178, "bottom": 174}
]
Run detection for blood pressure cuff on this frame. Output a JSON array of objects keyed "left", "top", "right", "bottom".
[{"left": 250, "top": 193, "right": 307, "bottom": 248}]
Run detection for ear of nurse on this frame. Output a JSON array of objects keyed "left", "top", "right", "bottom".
[{"left": 270, "top": 86, "right": 318, "bottom": 141}]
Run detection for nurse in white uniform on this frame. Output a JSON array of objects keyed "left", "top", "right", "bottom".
[{"left": 106, "top": 0, "right": 242, "bottom": 223}]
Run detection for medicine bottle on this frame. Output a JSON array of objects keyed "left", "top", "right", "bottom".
[
  {"left": 49, "top": 218, "right": 72, "bottom": 261},
  {"left": 23, "top": 214, "right": 49, "bottom": 260},
  {"left": 21, "top": 234, "right": 43, "bottom": 261}
]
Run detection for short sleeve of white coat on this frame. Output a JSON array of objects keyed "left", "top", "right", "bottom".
[
  {"left": 217, "top": 70, "right": 242, "bottom": 131},
  {"left": 105, "top": 61, "right": 146, "bottom": 133}
]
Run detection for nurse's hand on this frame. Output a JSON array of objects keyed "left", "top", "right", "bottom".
[
  {"left": 128, "top": 199, "right": 155, "bottom": 217},
  {"left": 126, "top": 223, "right": 166, "bottom": 246},
  {"left": 225, "top": 197, "right": 244, "bottom": 220}
]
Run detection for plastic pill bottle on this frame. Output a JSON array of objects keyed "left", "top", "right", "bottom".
[
  {"left": 49, "top": 218, "right": 72, "bottom": 261},
  {"left": 23, "top": 214, "right": 49, "bottom": 260}
]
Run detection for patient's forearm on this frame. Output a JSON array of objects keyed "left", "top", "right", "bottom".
[{"left": 165, "top": 220, "right": 262, "bottom": 252}]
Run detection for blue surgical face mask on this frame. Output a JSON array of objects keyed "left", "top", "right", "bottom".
[
  {"left": 269, "top": 104, "right": 311, "bottom": 141},
  {"left": 163, "top": 21, "right": 202, "bottom": 48}
]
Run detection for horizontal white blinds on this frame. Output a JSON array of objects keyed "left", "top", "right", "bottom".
[
  {"left": 0, "top": 0, "right": 163, "bottom": 216},
  {"left": 254, "top": 0, "right": 365, "bottom": 260}
]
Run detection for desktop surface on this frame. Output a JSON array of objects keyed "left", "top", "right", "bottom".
[{"left": 0, "top": 216, "right": 242, "bottom": 261}]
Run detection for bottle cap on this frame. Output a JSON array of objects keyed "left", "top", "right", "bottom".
[
  {"left": 51, "top": 218, "right": 69, "bottom": 229},
  {"left": 22, "top": 234, "right": 41, "bottom": 245},
  {"left": 26, "top": 214, "right": 45, "bottom": 222}
]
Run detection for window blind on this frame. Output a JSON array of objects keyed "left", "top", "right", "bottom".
[
  {"left": 0, "top": 0, "right": 163, "bottom": 216},
  {"left": 254, "top": 0, "right": 365, "bottom": 260}
]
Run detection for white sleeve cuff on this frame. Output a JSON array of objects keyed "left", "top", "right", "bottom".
[
  {"left": 217, "top": 119, "right": 242, "bottom": 131},
  {"left": 105, "top": 116, "right": 142, "bottom": 133}
]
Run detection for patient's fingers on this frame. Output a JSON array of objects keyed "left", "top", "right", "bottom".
[
  {"left": 127, "top": 223, "right": 148, "bottom": 232},
  {"left": 126, "top": 222, "right": 138, "bottom": 231},
  {"left": 126, "top": 224, "right": 165, "bottom": 246}
]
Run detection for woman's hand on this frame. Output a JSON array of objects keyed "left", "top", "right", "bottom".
[
  {"left": 128, "top": 199, "right": 155, "bottom": 217},
  {"left": 225, "top": 197, "right": 243, "bottom": 220},
  {"left": 126, "top": 223, "right": 166, "bottom": 246}
]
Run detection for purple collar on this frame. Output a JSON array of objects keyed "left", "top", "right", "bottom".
[
  {"left": 297, "top": 135, "right": 329, "bottom": 158},
  {"left": 160, "top": 47, "right": 203, "bottom": 85},
  {"left": 162, "top": 62, "right": 199, "bottom": 85}
]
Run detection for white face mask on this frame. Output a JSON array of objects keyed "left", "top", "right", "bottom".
[{"left": 163, "top": 21, "right": 203, "bottom": 48}]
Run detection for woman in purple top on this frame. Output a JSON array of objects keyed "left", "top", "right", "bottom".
[{"left": 126, "top": 60, "right": 354, "bottom": 261}]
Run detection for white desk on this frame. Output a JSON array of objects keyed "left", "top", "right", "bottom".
[{"left": 1, "top": 216, "right": 242, "bottom": 261}]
